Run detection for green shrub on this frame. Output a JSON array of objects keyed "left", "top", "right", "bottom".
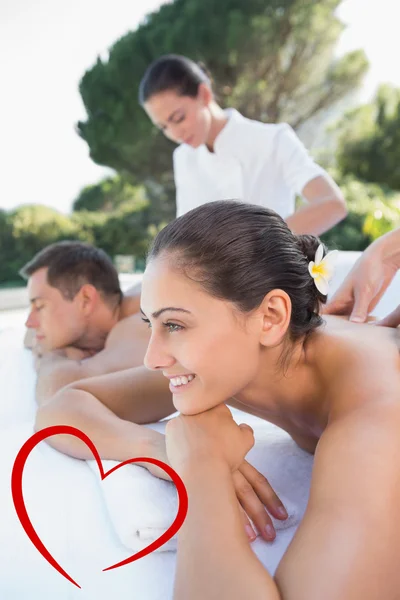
[{"left": 321, "top": 175, "right": 400, "bottom": 250}]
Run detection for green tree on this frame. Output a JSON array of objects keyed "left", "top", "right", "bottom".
[
  {"left": 336, "top": 84, "right": 400, "bottom": 189},
  {"left": 73, "top": 172, "right": 175, "bottom": 225},
  {"left": 0, "top": 210, "right": 18, "bottom": 284},
  {"left": 0, "top": 203, "right": 158, "bottom": 284},
  {"left": 0, "top": 205, "right": 86, "bottom": 283},
  {"left": 72, "top": 203, "right": 158, "bottom": 259},
  {"left": 11, "top": 205, "right": 82, "bottom": 258},
  {"left": 321, "top": 174, "right": 400, "bottom": 251},
  {"left": 77, "top": 0, "right": 368, "bottom": 187},
  {"left": 73, "top": 175, "right": 148, "bottom": 212}
]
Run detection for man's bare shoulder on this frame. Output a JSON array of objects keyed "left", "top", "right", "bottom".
[
  {"left": 75, "top": 313, "right": 150, "bottom": 375},
  {"left": 105, "top": 313, "right": 150, "bottom": 349}
]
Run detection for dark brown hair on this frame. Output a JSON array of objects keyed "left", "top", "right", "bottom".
[
  {"left": 139, "top": 54, "right": 212, "bottom": 105},
  {"left": 148, "top": 201, "right": 327, "bottom": 340},
  {"left": 20, "top": 241, "right": 122, "bottom": 309}
]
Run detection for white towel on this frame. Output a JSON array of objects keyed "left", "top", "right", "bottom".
[
  {"left": 87, "top": 458, "right": 180, "bottom": 551},
  {"left": 0, "top": 332, "right": 38, "bottom": 426},
  {"left": 87, "top": 414, "right": 313, "bottom": 553},
  {"left": 0, "top": 326, "right": 312, "bottom": 597}
]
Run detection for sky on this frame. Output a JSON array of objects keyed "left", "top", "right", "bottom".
[{"left": 1, "top": 0, "right": 399, "bottom": 215}]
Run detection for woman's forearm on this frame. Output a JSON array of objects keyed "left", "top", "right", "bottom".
[
  {"left": 174, "top": 456, "right": 280, "bottom": 600},
  {"left": 35, "top": 388, "right": 166, "bottom": 463},
  {"left": 286, "top": 174, "right": 347, "bottom": 236},
  {"left": 286, "top": 196, "right": 347, "bottom": 236},
  {"left": 370, "top": 227, "right": 400, "bottom": 269}
]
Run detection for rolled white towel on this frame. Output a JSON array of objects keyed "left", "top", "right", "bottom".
[
  {"left": 86, "top": 417, "right": 313, "bottom": 553},
  {"left": 87, "top": 458, "right": 179, "bottom": 552}
]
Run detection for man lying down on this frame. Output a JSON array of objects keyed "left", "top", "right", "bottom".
[
  {"left": 24, "top": 240, "right": 285, "bottom": 543},
  {"left": 21, "top": 241, "right": 155, "bottom": 399}
]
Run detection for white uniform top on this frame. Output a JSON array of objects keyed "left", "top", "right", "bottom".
[{"left": 173, "top": 108, "right": 325, "bottom": 218}]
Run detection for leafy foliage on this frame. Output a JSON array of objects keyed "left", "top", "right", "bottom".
[
  {"left": 0, "top": 204, "right": 160, "bottom": 284},
  {"left": 336, "top": 85, "right": 400, "bottom": 190},
  {"left": 321, "top": 174, "right": 400, "bottom": 250},
  {"left": 77, "top": 0, "right": 368, "bottom": 184}
]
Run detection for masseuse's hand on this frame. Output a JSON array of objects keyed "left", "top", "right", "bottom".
[
  {"left": 165, "top": 404, "right": 287, "bottom": 542},
  {"left": 376, "top": 305, "right": 400, "bottom": 327},
  {"left": 324, "top": 243, "right": 398, "bottom": 322}
]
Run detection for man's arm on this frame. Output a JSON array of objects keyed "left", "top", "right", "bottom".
[
  {"left": 35, "top": 350, "right": 93, "bottom": 406},
  {"left": 286, "top": 174, "right": 347, "bottom": 236},
  {"left": 35, "top": 314, "right": 151, "bottom": 406}
]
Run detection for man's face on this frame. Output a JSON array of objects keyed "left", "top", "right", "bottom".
[{"left": 25, "top": 268, "right": 88, "bottom": 352}]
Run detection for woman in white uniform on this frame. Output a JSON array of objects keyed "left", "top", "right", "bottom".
[{"left": 139, "top": 54, "right": 347, "bottom": 235}]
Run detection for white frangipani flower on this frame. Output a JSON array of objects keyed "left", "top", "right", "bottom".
[{"left": 308, "top": 244, "right": 338, "bottom": 295}]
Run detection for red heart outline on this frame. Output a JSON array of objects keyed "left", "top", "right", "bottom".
[{"left": 11, "top": 425, "right": 188, "bottom": 589}]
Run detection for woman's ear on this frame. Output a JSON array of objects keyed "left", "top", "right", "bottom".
[
  {"left": 258, "top": 290, "right": 292, "bottom": 347},
  {"left": 198, "top": 82, "right": 213, "bottom": 106}
]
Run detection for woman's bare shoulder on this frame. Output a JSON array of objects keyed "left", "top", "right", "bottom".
[
  {"left": 314, "top": 315, "right": 400, "bottom": 361},
  {"left": 311, "top": 316, "right": 400, "bottom": 416}
]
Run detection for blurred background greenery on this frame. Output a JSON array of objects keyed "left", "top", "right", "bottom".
[{"left": 2, "top": 0, "right": 400, "bottom": 285}]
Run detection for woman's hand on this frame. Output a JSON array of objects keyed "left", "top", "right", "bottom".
[
  {"left": 165, "top": 405, "right": 287, "bottom": 542},
  {"left": 234, "top": 460, "right": 287, "bottom": 542},
  {"left": 165, "top": 404, "right": 254, "bottom": 473}
]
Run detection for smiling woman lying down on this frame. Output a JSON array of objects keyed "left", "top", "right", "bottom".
[{"left": 139, "top": 200, "right": 400, "bottom": 600}]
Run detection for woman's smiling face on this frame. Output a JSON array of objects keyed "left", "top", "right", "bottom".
[{"left": 141, "top": 256, "right": 262, "bottom": 415}]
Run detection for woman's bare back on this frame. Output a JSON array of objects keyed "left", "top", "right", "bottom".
[{"left": 229, "top": 315, "right": 400, "bottom": 453}]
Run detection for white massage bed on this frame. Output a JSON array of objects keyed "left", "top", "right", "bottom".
[{"left": 1, "top": 251, "right": 399, "bottom": 600}]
